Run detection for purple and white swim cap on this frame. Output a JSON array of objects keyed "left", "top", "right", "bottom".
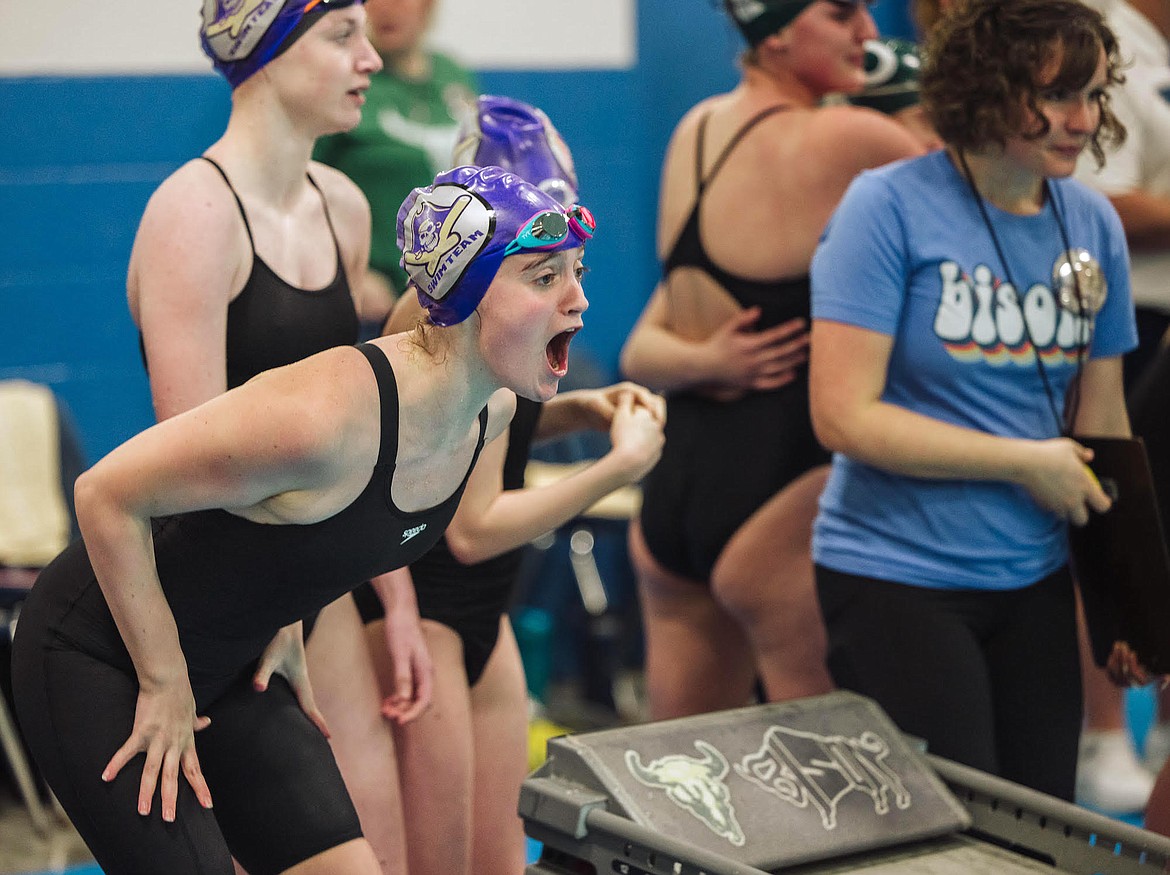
[
  {"left": 452, "top": 95, "right": 579, "bottom": 208},
  {"left": 398, "top": 165, "right": 594, "bottom": 327},
  {"left": 200, "top": 0, "right": 361, "bottom": 89}
]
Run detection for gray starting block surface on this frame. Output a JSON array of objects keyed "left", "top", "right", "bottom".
[{"left": 521, "top": 691, "right": 1170, "bottom": 874}]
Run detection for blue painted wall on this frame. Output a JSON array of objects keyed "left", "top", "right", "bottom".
[
  {"left": 0, "top": 75, "right": 232, "bottom": 463},
  {"left": 0, "top": 0, "right": 910, "bottom": 464}
]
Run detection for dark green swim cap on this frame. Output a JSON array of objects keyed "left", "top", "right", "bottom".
[
  {"left": 724, "top": 0, "right": 818, "bottom": 46},
  {"left": 849, "top": 38, "right": 923, "bottom": 115}
]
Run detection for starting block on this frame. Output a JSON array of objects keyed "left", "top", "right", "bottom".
[{"left": 521, "top": 691, "right": 1170, "bottom": 874}]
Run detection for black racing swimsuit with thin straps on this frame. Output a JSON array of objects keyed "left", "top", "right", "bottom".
[
  {"left": 136, "top": 157, "right": 359, "bottom": 389},
  {"left": 11, "top": 344, "right": 490, "bottom": 875},
  {"left": 638, "top": 106, "right": 830, "bottom": 582},
  {"left": 199, "top": 157, "right": 361, "bottom": 388},
  {"left": 351, "top": 395, "right": 544, "bottom": 685},
  {"left": 20, "top": 343, "right": 487, "bottom": 706}
]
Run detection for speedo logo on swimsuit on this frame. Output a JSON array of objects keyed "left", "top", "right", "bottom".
[{"left": 400, "top": 523, "right": 427, "bottom": 545}]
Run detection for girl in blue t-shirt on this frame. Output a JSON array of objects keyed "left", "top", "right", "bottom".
[{"left": 809, "top": 0, "right": 1134, "bottom": 801}]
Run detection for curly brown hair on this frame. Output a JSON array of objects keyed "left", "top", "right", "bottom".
[
  {"left": 921, "top": 0, "right": 1126, "bottom": 169},
  {"left": 912, "top": 0, "right": 948, "bottom": 36}
]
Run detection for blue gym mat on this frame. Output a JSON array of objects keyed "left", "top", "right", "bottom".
[{"left": 18, "top": 840, "right": 546, "bottom": 874}]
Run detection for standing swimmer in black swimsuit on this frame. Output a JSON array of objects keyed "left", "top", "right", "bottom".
[
  {"left": 130, "top": 0, "right": 387, "bottom": 420},
  {"left": 620, "top": 0, "right": 923, "bottom": 719},
  {"left": 11, "top": 165, "right": 596, "bottom": 875},
  {"left": 127, "top": 0, "right": 380, "bottom": 729},
  {"left": 126, "top": 5, "right": 424, "bottom": 870}
]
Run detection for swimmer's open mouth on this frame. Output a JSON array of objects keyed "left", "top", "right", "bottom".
[{"left": 546, "top": 328, "right": 577, "bottom": 377}]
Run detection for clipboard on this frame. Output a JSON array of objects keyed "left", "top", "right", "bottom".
[{"left": 1070, "top": 435, "right": 1170, "bottom": 674}]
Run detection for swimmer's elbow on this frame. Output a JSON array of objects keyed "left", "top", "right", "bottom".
[
  {"left": 617, "top": 339, "right": 644, "bottom": 384},
  {"left": 443, "top": 525, "right": 491, "bottom": 567},
  {"left": 73, "top": 469, "right": 102, "bottom": 524},
  {"left": 73, "top": 466, "right": 134, "bottom": 542}
]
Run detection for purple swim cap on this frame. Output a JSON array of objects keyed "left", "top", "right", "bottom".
[
  {"left": 452, "top": 96, "right": 579, "bottom": 207},
  {"left": 200, "top": 0, "right": 361, "bottom": 89},
  {"left": 398, "top": 166, "right": 594, "bottom": 327}
]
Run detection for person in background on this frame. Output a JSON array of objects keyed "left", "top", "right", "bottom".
[
  {"left": 321, "top": 95, "right": 665, "bottom": 875},
  {"left": 300, "top": 3, "right": 476, "bottom": 869},
  {"left": 847, "top": 38, "right": 943, "bottom": 151},
  {"left": 130, "top": 0, "right": 376, "bottom": 421},
  {"left": 313, "top": 0, "right": 477, "bottom": 325},
  {"left": 1074, "top": 0, "right": 1170, "bottom": 813},
  {"left": 1108, "top": 342, "right": 1170, "bottom": 831},
  {"left": 619, "top": 0, "right": 922, "bottom": 721},
  {"left": 809, "top": 0, "right": 1132, "bottom": 801},
  {"left": 125, "top": 4, "right": 424, "bottom": 870}
]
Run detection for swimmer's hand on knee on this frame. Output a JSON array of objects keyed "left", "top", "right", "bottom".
[{"left": 101, "top": 679, "right": 214, "bottom": 822}]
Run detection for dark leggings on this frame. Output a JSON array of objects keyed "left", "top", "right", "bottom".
[
  {"left": 1132, "top": 339, "right": 1170, "bottom": 546},
  {"left": 12, "top": 639, "right": 363, "bottom": 875},
  {"left": 815, "top": 565, "right": 1082, "bottom": 801}
]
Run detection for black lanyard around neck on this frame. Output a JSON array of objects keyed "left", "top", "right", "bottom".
[{"left": 956, "top": 150, "right": 1090, "bottom": 437}]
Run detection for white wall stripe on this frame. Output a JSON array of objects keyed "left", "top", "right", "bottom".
[{"left": 0, "top": 0, "right": 636, "bottom": 76}]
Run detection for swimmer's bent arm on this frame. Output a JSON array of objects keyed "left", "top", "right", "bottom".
[
  {"left": 620, "top": 284, "right": 809, "bottom": 396},
  {"left": 444, "top": 388, "right": 665, "bottom": 565}
]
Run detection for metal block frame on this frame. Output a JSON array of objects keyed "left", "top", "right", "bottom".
[{"left": 521, "top": 694, "right": 1170, "bottom": 875}]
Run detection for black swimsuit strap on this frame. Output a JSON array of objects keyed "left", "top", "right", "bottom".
[
  {"left": 696, "top": 104, "right": 791, "bottom": 194},
  {"left": 356, "top": 343, "right": 401, "bottom": 468},
  {"left": 353, "top": 342, "right": 490, "bottom": 472},
  {"left": 695, "top": 114, "right": 710, "bottom": 195},
  {"left": 201, "top": 156, "right": 342, "bottom": 268},
  {"left": 305, "top": 171, "right": 344, "bottom": 267},
  {"left": 200, "top": 155, "right": 256, "bottom": 250}
]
